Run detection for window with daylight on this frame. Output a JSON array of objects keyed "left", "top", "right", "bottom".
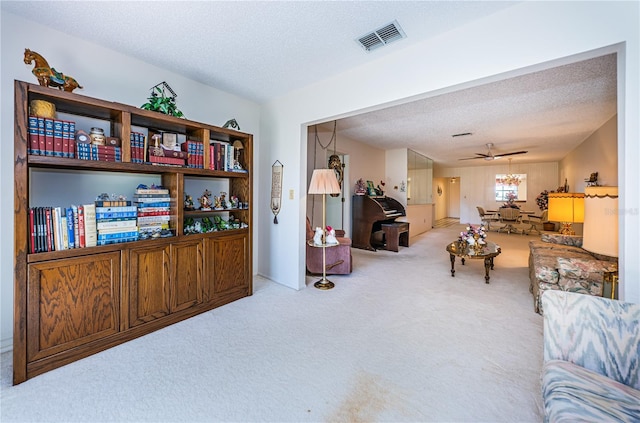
[{"left": 495, "top": 173, "right": 527, "bottom": 202}]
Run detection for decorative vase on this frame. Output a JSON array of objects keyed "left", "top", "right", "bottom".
[{"left": 472, "top": 233, "right": 484, "bottom": 254}]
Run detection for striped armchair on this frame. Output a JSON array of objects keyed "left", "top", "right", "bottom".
[{"left": 541, "top": 290, "right": 640, "bottom": 422}]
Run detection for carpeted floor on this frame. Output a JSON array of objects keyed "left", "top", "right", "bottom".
[{"left": 0, "top": 224, "right": 545, "bottom": 422}]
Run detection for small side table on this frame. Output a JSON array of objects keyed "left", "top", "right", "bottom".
[
  {"left": 381, "top": 222, "right": 409, "bottom": 252},
  {"left": 307, "top": 240, "right": 340, "bottom": 289}
]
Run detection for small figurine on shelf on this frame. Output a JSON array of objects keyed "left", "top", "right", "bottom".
[
  {"left": 313, "top": 227, "right": 323, "bottom": 245},
  {"left": 230, "top": 195, "right": 239, "bottom": 209},
  {"left": 325, "top": 226, "right": 338, "bottom": 245},
  {"left": 202, "top": 217, "right": 215, "bottom": 232},
  {"left": 214, "top": 215, "right": 228, "bottom": 230},
  {"left": 219, "top": 192, "right": 228, "bottom": 209},
  {"left": 23, "top": 48, "right": 83, "bottom": 92},
  {"left": 198, "top": 189, "right": 212, "bottom": 210},
  {"left": 184, "top": 194, "right": 195, "bottom": 211},
  {"left": 214, "top": 196, "right": 222, "bottom": 210}
]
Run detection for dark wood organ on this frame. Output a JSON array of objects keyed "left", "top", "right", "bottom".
[{"left": 352, "top": 195, "right": 407, "bottom": 251}]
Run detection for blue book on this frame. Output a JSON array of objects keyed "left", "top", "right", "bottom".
[
  {"left": 65, "top": 207, "right": 75, "bottom": 248},
  {"left": 95, "top": 211, "right": 138, "bottom": 220}
]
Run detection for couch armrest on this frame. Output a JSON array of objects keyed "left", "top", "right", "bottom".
[
  {"left": 541, "top": 233, "right": 583, "bottom": 247},
  {"left": 541, "top": 290, "right": 640, "bottom": 390}
]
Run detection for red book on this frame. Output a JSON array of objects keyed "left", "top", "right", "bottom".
[
  {"left": 28, "top": 116, "right": 40, "bottom": 155},
  {"left": 37, "top": 117, "right": 46, "bottom": 156},
  {"left": 62, "top": 121, "right": 70, "bottom": 158},
  {"left": 53, "top": 120, "right": 64, "bottom": 157},
  {"left": 77, "top": 205, "right": 86, "bottom": 248},
  {"left": 44, "top": 118, "right": 54, "bottom": 156}
]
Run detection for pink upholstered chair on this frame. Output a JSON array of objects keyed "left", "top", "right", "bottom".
[{"left": 306, "top": 217, "right": 352, "bottom": 275}]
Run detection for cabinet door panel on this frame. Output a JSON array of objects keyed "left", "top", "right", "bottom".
[
  {"left": 171, "top": 239, "right": 203, "bottom": 313},
  {"left": 205, "top": 234, "right": 249, "bottom": 301},
  {"left": 27, "top": 252, "right": 120, "bottom": 361},
  {"left": 129, "top": 245, "right": 170, "bottom": 327}
]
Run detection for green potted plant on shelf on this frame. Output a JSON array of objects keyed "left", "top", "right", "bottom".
[{"left": 140, "top": 81, "right": 184, "bottom": 118}]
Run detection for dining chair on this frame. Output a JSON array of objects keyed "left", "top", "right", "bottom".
[
  {"left": 522, "top": 209, "right": 548, "bottom": 235},
  {"left": 477, "top": 206, "right": 500, "bottom": 231},
  {"left": 497, "top": 207, "right": 523, "bottom": 234}
]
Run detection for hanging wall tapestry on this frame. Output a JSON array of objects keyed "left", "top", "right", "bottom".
[{"left": 271, "top": 160, "right": 283, "bottom": 224}]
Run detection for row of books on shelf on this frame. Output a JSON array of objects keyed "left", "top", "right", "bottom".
[
  {"left": 28, "top": 115, "right": 76, "bottom": 157},
  {"left": 28, "top": 116, "right": 242, "bottom": 171},
  {"left": 130, "top": 131, "right": 146, "bottom": 164},
  {"left": 29, "top": 187, "right": 174, "bottom": 253},
  {"left": 209, "top": 140, "right": 246, "bottom": 172}
]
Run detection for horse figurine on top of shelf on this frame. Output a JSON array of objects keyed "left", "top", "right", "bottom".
[{"left": 23, "top": 48, "right": 83, "bottom": 92}]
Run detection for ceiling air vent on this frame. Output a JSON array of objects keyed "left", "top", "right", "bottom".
[{"left": 356, "top": 20, "right": 406, "bottom": 52}]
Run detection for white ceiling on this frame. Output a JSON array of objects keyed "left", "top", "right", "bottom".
[{"left": 3, "top": 1, "right": 617, "bottom": 168}]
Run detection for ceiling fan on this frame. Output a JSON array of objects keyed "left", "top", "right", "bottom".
[{"left": 459, "top": 143, "right": 528, "bottom": 161}]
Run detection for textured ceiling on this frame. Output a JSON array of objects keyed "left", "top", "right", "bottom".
[
  {"left": 3, "top": 1, "right": 617, "bottom": 167},
  {"left": 331, "top": 54, "right": 617, "bottom": 167}
]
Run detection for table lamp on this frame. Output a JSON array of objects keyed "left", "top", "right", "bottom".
[
  {"left": 548, "top": 192, "right": 584, "bottom": 235},
  {"left": 583, "top": 186, "right": 619, "bottom": 298},
  {"left": 308, "top": 169, "right": 341, "bottom": 289}
]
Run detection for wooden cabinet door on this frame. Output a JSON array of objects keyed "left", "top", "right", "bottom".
[
  {"left": 170, "top": 239, "right": 203, "bottom": 313},
  {"left": 204, "top": 233, "right": 249, "bottom": 303},
  {"left": 27, "top": 252, "right": 120, "bottom": 361},
  {"left": 129, "top": 244, "right": 170, "bottom": 327}
]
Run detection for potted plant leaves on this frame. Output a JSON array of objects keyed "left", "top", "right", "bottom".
[{"left": 141, "top": 81, "right": 184, "bottom": 118}]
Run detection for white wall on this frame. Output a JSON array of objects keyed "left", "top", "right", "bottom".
[
  {"left": 384, "top": 149, "right": 407, "bottom": 204},
  {"left": 435, "top": 162, "right": 559, "bottom": 223},
  {"left": 0, "top": 13, "right": 261, "bottom": 352},
  {"left": 258, "top": 1, "right": 639, "bottom": 305},
  {"left": 560, "top": 114, "right": 618, "bottom": 192}
]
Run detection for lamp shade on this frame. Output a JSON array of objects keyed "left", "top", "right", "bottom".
[
  {"left": 308, "top": 169, "right": 341, "bottom": 195},
  {"left": 548, "top": 192, "right": 584, "bottom": 223},
  {"left": 583, "top": 186, "right": 618, "bottom": 257}
]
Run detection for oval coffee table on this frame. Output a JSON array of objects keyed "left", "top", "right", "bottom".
[{"left": 446, "top": 240, "right": 502, "bottom": 283}]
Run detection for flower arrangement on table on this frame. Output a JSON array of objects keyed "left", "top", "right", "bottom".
[
  {"left": 502, "top": 191, "right": 520, "bottom": 209},
  {"left": 459, "top": 224, "right": 487, "bottom": 245}
]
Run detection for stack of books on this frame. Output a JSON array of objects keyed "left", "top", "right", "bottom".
[
  {"left": 133, "top": 186, "right": 171, "bottom": 239},
  {"left": 76, "top": 144, "right": 122, "bottom": 162},
  {"left": 147, "top": 144, "right": 187, "bottom": 166},
  {"left": 95, "top": 200, "right": 138, "bottom": 245}
]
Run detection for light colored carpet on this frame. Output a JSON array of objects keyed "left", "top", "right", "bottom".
[{"left": 0, "top": 224, "right": 544, "bottom": 422}]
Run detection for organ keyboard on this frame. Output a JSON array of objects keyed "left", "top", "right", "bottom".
[{"left": 351, "top": 195, "right": 407, "bottom": 251}]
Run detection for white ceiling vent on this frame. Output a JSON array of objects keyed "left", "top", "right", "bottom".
[{"left": 356, "top": 20, "right": 406, "bottom": 52}]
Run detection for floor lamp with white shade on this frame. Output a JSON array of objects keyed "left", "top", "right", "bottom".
[{"left": 308, "top": 169, "right": 341, "bottom": 290}]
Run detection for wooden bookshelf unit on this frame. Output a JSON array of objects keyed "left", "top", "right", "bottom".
[{"left": 13, "top": 80, "right": 253, "bottom": 384}]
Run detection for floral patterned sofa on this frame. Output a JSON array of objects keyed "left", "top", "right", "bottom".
[
  {"left": 529, "top": 233, "right": 616, "bottom": 314},
  {"left": 541, "top": 290, "right": 640, "bottom": 422}
]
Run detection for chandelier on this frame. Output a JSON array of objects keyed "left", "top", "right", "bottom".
[{"left": 496, "top": 158, "right": 521, "bottom": 186}]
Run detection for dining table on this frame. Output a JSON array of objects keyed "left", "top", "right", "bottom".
[{"left": 485, "top": 208, "right": 534, "bottom": 234}]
